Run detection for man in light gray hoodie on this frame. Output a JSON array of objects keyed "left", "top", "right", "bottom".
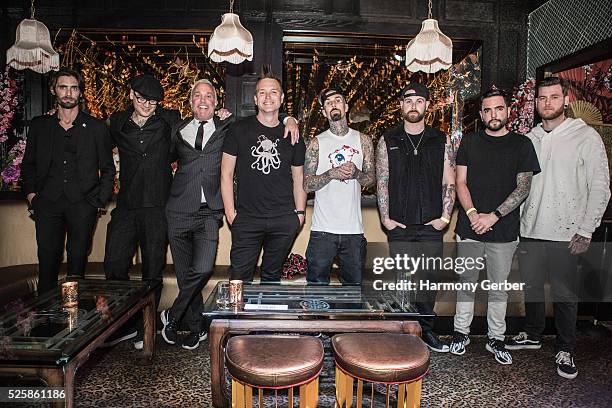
[{"left": 506, "top": 77, "right": 610, "bottom": 380}]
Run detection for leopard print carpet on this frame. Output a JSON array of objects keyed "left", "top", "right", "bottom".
[{"left": 4, "top": 334, "right": 612, "bottom": 407}]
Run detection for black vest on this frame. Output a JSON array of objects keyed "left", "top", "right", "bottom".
[{"left": 384, "top": 125, "right": 446, "bottom": 225}]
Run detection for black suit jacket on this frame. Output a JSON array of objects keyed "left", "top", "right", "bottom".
[
  {"left": 21, "top": 112, "right": 116, "bottom": 208},
  {"left": 166, "top": 116, "right": 232, "bottom": 213},
  {"left": 109, "top": 107, "right": 181, "bottom": 208}
]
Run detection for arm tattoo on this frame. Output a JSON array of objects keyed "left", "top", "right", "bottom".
[
  {"left": 441, "top": 135, "right": 456, "bottom": 217},
  {"left": 497, "top": 172, "right": 533, "bottom": 216},
  {"left": 376, "top": 138, "right": 390, "bottom": 219},
  {"left": 354, "top": 133, "right": 376, "bottom": 188},
  {"left": 303, "top": 137, "right": 332, "bottom": 192},
  {"left": 442, "top": 183, "right": 456, "bottom": 218},
  {"left": 445, "top": 138, "right": 456, "bottom": 170}
]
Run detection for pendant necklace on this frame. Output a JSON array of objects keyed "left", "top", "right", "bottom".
[{"left": 406, "top": 129, "right": 425, "bottom": 156}]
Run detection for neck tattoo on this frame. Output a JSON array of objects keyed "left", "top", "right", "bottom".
[
  {"left": 132, "top": 112, "right": 149, "bottom": 127},
  {"left": 329, "top": 118, "right": 350, "bottom": 136}
]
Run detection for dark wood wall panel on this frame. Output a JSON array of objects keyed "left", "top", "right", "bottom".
[
  {"left": 445, "top": 1, "right": 495, "bottom": 23},
  {"left": 360, "top": 0, "right": 415, "bottom": 19},
  {"left": 272, "top": 0, "right": 326, "bottom": 13}
]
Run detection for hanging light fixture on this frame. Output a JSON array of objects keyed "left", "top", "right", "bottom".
[
  {"left": 208, "top": 0, "right": 253, "bottom": 64},
  {"left": 405, "top": 0, "right": 452, "bottom": 73},
  {"left": 6, "top": 0, "right": 59, "bottom": 74}
]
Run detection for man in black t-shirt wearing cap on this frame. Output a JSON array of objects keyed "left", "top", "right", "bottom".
[
  {"left": 376, "top": 82, "right": 456, "bottom": 352},
  {"left": 103, "top": 74, "right": 181, "bottom": 348},
  {"left": 449, "top": 87, "right": 540, "bottom": 365}
]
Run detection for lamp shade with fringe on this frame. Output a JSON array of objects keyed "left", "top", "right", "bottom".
[
  {"left": 207, "top": 13, "right": 253, "bottom": 64},
  {"left": 6, "top": 18, "right": 59, "bottom": 74},
  {"left": 405, "top": 19, "right": 452, "bottom": 74}
]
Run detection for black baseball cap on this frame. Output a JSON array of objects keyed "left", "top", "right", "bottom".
[
  {"left": 401, "top": 83, "right": 429, "bottom": 100},
  {"left": 318, "top": 88, "right": 345, "bottom": 107},
  {"left": 130, "top": 74, "right": 164, "bottom": 101}
]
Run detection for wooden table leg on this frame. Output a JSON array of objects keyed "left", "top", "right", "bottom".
[
  {"left": 38, "top": 367, "right": 68, "bottom": 408},
  {"left": 142, "top": 291, "right": 156, "bottom": 361},
  {"left": 209, "top": 320, "right": 230, "bottom": 408}
]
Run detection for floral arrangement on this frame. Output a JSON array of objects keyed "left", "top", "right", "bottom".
[
  {"left": 0, "top": 66, "right": 23, "bottom": 190},
  {"left": 0, "top": 66, "right": 19, "bottom": 144},
  {"left": 1, "top": 139, "right": 26, "bottom": 186},
  {"left": 507, "top": 78, "right": 535, "bottom": 135},
  {"left": 282, "top": 253, "right": 307, "bottom": 280}
]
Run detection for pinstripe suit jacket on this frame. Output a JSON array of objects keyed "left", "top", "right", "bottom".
[{"left": 166, "top": 115, "right": 232, "bottom": 213}]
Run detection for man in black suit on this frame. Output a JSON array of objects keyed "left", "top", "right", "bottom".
[
  {"left": 21, "top": 67, "right": 115, "bottom": 293},
  {"left": 102, "top": 74, "right": 181, "bottom": 348},
  {"left": 161, "top": 79, "right": 299, "bottom": 350}
]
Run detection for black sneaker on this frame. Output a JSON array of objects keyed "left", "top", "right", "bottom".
[
  {"left": 160, "top": 309, "right": 178, "bottom": 345},
  {"left": 101, "top": 328, "right": 137, "bottom": 348},
  {"left": 181, "top": 331, "right": 208, "bottom": 350},
  {"left": 555, "top": 351, "right": 578, "bottom": 379},
  {"left": 421, "top": 331, "right": 449, "bottom": 353},
  {"left": 449, "top": 331, "right": 470, "bottom": 355},
  {"left": 505, "top": 332, "right": 542, "bottom": 350},
  {"left": 485, "top": 337, "right": 512, "bottom": 365}
]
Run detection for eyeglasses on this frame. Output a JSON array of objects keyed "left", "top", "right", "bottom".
[{"left": 134, "top": 93, "right": 158, "bottom": 105}]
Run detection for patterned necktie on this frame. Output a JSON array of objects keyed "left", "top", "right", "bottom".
[{"left": 195, "top": 120, "right": 207, "bottom": 150}]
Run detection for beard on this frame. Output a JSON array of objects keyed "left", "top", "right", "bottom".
[
  {"left": 402, "top": 109, "right": 425, "bottom": 123},
  {"left": 329, "top": 109, "right": 343, "bottom": 121},
  {"left": 57, "top": 97, "right": 79, "bottom": 109},
  {"left": 538, "top": 104, "right": 565, "bottom": 120},
  {"left": 484, "top": 118, "right": 507, "bottom": 131}
]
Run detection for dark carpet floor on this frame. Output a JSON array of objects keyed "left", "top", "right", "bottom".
[
  {"left": 64, "top": 333, "right": 612, "bottom": 408},
  {"left": 5, "top": 332, "right": 611, "bottom": 407}
]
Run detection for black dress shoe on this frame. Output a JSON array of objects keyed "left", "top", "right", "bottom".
[{"left": 422, "top": 331, "right": 450, "bottom": 353}]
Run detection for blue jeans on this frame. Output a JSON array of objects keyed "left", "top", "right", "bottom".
[{"left": 305, "top": 231, "right": 366, "bottom": 285}]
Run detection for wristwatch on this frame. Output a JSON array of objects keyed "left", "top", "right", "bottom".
[
  {"left": 493, "top": 209, "right": 503, "bottom": 218},
  {"left": 294, "top": 210, "right": 306, "bottom": 215}
]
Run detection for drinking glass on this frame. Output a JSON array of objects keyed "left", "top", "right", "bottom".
[{"left": 216, "top": 282, "right": 230, "bottom": 310}]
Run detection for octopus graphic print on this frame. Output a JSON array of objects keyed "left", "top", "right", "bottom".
[
  {"left": 328, "top": 144, "right": 360, "bottom": 183},
  {"left": 251, "top": 135, "right": 281, "bottom": 174}
]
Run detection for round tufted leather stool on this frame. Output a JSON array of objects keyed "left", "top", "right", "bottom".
[
  {"left": 331, "top": 333, "right": 430, "bottom": 408},
  {"left": 225, "top": 335, "right": 324, "bottom": 407}
]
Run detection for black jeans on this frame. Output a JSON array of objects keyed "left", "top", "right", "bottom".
[
  {"left": 167, "top": 204, "right": 223, "bottom": 332},
  {"left": 230, "top": 213, "right": 300, "bottom": 283},
  {"left": 33, "top": 194, "right": 98, "bottom": 293},
  {"left": 387, "top": 224, "right": 443, "bottom": 333},
  {"left": 519, "top": 237, "right": 579, "bottom": 352},
  {"left": 305, "top": 231, "right": 366, "bottom": 284},
  {"left": 104, "top": 206, "right": 167, "bottom": 310}
]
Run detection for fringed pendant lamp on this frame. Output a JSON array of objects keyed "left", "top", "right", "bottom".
[
  {"left": 405, "top": 0, "right": 452, "bottom": 73},
  {"left": 208, "top": 0, "right": 253, "bottom": 64},
  {"left": 6, "top": 0, "right": 59, "bottom": 73}
]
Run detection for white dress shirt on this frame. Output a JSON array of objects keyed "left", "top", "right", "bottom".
[{"left": 180, "top": 118, "right": 216, "bottom": 203}]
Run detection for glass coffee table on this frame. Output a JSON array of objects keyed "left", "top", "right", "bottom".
[
  {"left": 202, "top": 282, "right": 427, "bottom": 408},
  {"left": 0, "top": 279, "right": 158, "bottom": 408}
]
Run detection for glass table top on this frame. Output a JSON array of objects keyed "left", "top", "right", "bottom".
[
  {"left": 202, "top": 282, "right": 421, "bottom": 318},
  {"left": 0, "top": 279, "right": 152, "bottom": 365}
]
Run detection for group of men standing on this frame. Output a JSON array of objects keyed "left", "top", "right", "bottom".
[{"left": 22, "top": 67, "right": 609, "bottom": 379}]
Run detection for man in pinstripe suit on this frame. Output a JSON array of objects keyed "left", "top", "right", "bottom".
[{"left": 161, "top": 79, "right": 300, "bottom": 350}]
